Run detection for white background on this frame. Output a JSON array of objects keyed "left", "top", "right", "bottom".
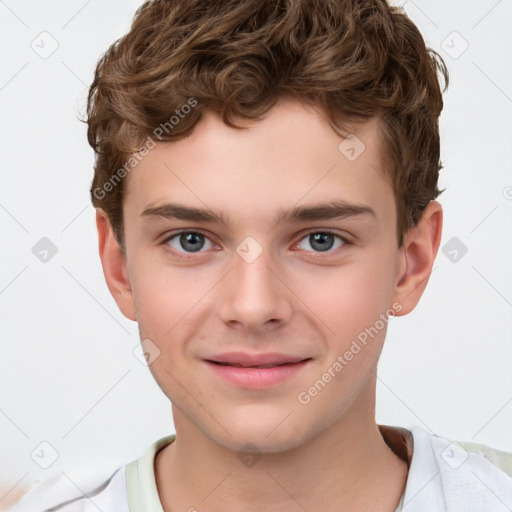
[{"left": 0, "top": 0, "right": 511, "bottom": 507}]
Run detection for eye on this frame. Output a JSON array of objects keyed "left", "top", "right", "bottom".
[
  {"left": 296, "top": 231, "right": 347, "bottom": 253},
  {"left": 163, "top": 231, "right": 216, "bottom": 255},
  {"left": 161, "top": 229, "right": 349, "bottom": 259}
]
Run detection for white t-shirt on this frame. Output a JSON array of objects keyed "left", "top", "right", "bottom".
[{"left": 8, "top": 426, "right": 512, "bottom": 512}]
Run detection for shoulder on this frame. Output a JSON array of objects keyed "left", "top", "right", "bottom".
[
  {"left": 424, "top": 428, "right": 512, "bottom": 478},
  {"left": 455, "top": 438, "right": 512, "bottom": 477},
  {"left": 5, "top": 435, "right": 175, "bottom": 512},
  {"left": 6, "top": 466, "right": 128, "bottom": 512},
  {"left": 406, "top": 426, "right": 512, "bottom": 511}
]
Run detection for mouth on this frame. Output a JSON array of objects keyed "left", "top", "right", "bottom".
[
  {"left": 207, "top": 361, "right": 308, "bottom": 369},
  {"left": 205, "top": 351, "right": 310, "bottom": 367},
  {"left": 203, "top": 353, "right": 312, "bottom": 389}
]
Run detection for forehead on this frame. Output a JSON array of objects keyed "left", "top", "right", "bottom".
[{"left": 123, "top": 98, "right": 395, "bottom": 229}]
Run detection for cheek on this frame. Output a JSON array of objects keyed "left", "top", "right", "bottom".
[
  {"left": 130, "top": 255, "right": 208, "bottom": 338},
  {"left": 303, "top": 257, "right": 396, "bottom": 344},
  {"left": 130, "top": 264, "right": 199, "bottom": 393}
]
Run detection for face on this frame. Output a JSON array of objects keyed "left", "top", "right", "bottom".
[{"left": 112, "top": 98, "right": 415, "bottom": 452}]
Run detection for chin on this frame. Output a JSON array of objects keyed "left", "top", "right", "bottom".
[
  {"left": 208, "top": 412, "right": 315, "bottom": 455},
  {"left": 221, "top": 430, "right": 308, "bottom": 455}
]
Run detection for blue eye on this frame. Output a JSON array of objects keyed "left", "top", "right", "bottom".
[
  {"left": 165, "top": 231, "right": 215, "bottom": 254},
  {"left": 296, "top": 231, "right": 346, "bottom": 252},
  {"left": 161, "top": 229, "right": 348, "bottom": 260}
]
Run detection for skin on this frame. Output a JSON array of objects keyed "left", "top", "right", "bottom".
[{"left": 97, "top": 97, "right": 442, "bottom": 511}]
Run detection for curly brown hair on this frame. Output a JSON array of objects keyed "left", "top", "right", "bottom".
[{"left": 86, "top": 0, "right": 449, "bottom": 249}]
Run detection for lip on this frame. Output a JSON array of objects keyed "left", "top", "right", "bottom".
[
  {"left": 206, "top": 351, "right": 308, "bottom": 367},
  {"left": 204, "top": 352, "right": 312, "bottom": 389}
]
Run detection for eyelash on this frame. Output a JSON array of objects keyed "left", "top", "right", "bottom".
[{"left": 160, "top": 229, "right": 350, "bottom": 260}]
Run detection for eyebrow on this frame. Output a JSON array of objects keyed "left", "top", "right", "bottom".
[{"left": 140, "top": 200, "right": 376, "bottom": 226}]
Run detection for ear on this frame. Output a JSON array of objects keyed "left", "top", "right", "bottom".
[
  {"left": 391, "top": 200, "right": 443, "bottom": 315},
  {"left": 96, "top": 208, "right": 137, "bottom": 321}
]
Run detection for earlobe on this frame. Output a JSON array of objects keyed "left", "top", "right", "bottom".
[
  {"left": 391, "top": 201, "right": 443, "bottom": 315},
  {"left": 96, "top": 209, "right": 137, "bottom": 321}
]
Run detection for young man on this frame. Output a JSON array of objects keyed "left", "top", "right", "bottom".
[{"left": 9, "top": 0, "right": 512, "bottom": 510}]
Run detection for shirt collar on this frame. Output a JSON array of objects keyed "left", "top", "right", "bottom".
[
  {"left": 126, "top": 434, "right": 175, "bottom": 512},
  {"left": 126, "top": 426, "right": 434, "bottom": 511}
]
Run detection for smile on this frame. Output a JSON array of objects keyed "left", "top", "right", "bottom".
[{"left": 204, "top": 356, "right": 312, "bottom": 389}]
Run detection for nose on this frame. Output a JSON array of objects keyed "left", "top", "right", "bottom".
[{"left": 217, "top": 243, "right": 293, "bottom": 333}]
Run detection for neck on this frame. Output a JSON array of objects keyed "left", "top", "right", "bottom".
[{"left": 155, "top": 385, "right": 408, "bottom": 512}]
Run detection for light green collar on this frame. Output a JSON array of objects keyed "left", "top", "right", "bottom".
[
  {"left": 126, "top": 434, "right": 176, "bottom": 512},
  {"left": 125, "top": 432, "right": 407, "bottom": 511}
]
